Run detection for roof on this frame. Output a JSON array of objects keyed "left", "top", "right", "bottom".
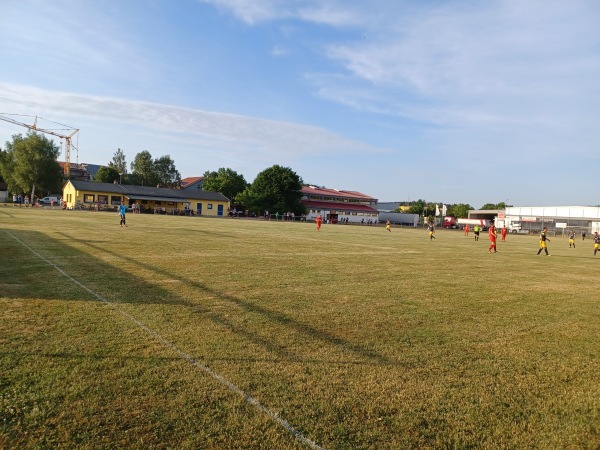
[
  {"left": 301, "top": 200, "right": 379, "bottom": 213},
  {"left": 301, "top": 186, "right": 376, "bottom": 201},
  {"left": 126, "top": 195, "right": 189, "bottom": 203},
  {"left": 181, "top": 176, "right": 204, "bottom": 188},
  {"left": 67, "top": 180, "right": 229, "bottom": 202},
  {"left": 82, "top": 163, "right": 102, "bottom": 177}
]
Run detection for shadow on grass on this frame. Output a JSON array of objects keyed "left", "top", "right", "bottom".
[
  {"left": 0, "top": 208, "right": 19, "bottom": 219},
  {"left": 57, "top": 231, "right": 398, "bottom": 366},
  {"left": 3, "top": 228, "right": 397, "bottom": 367}
]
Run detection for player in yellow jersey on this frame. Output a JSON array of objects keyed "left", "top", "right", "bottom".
[
  {"left": 428, "top": 222, "right": 436, "bottom": 240},
  {"left": 568, "top": 229, "right": 576, "bottom": 248},
  {"left": 593, "top": 232, "right": 599, "bottom": 256},
  {"left": 536, "top": 227, "right": 550, "bottom": 256}
]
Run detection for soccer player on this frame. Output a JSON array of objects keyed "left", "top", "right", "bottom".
[
  {"left": 568, "top": 229, "right": 576, "bottom": 248},
  {"left": 473, "top": 225, "right": 480, "bottom": 241},
  {"left": 315, "top": 214, "right": 322, "bottom": 232},
  {"left": 386, "top": 219, "right": 391, "bottom": 232},
  {"left": 488, "top": 223, "right": 497, "bottom": 253},
  {"left": 119, "top": 203, "right": 128, "bottom": 227},
  {"left": 536, "top": 227, "right": 550, "bottom": 256},
  {"left": 501, "top": 225, "right": 507, "bottom": 242},
  {"left": 464, "top": 224, "right": 470, "bottom": 236},
  {"left": 593, "top": 232, "right": 599, "bottom": 255},
  {"left": 428, "top": 222, "right": 435, "bottom": 240}
]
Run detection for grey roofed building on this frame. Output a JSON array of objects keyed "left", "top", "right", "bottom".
[
  {"left": 67, "top": 179, "right": 229, "bottom": 202},
  {"left": 82, "top": 163, "right": 103, "bottom": 180}
]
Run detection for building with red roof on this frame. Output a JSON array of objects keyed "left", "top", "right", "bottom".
[
  {"left": 180, "top": 176, "right": 204, "bottom": 191},
  {"left": 301, "top": 186, "right": 379, "bottom": 224}
]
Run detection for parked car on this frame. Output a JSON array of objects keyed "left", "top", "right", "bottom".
[{"left": 39, "top": 196, "right": 60, "bottom": 205}]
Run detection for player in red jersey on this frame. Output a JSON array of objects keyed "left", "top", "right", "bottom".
[{"left": 488, "top": 223, "right": 497, "bottom": 253}]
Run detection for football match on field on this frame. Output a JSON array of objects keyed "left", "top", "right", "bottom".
[
  {"left": 1, "top": 208, "right": 598, "bottom": 449},
  {"left": 3, "top": 1, "right": 600, "bottom": 448}
]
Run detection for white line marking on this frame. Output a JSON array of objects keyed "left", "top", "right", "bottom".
[{"left": 5, "top": 230, "right": 326, "bottom": 450}]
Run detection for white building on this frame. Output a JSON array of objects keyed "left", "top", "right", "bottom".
[
  {"left": 301, "top": 186, "right": 379, "bottom": 224},
  {"left": 500, "top": 206, "right": 600, "bottom": 235}
]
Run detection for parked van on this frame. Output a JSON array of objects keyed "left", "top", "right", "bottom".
[{"left": 39, "top": 196, "right": 60, "bottom": 205}]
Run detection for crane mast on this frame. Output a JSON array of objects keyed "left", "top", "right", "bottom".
[{"left": 0, "top": 114, "right": 79, "bottom": 177}]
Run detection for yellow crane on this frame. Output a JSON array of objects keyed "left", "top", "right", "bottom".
[{"left": 0, "top": 113, "right": 79, "bottom": 177}]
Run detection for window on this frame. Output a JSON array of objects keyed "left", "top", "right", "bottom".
[
  {"left": 208, "top": 204, "right": 213, "bottom": 210},
  {"left": 98, "top": 195, "right": 108, "bottom": 204},
  {"left": 111, "top": 196, "right": 122, "bottom": 205},
  {"left": 84, "top": 194, "right": 95, "bottom": 203}
]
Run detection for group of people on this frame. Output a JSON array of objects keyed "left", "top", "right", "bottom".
[
  {"left": 12, "top": 194, "right": 31, "bottom": 207},
  {"left": 323, "top": 215, "right": 600, "bottom": 257},
  {"left": 12, "top": 194, "right": 61, "bottom": 209}
]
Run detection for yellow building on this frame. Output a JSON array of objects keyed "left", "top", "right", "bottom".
[{"left": 63, "top": 180, "right": 230, "bottom": 216}]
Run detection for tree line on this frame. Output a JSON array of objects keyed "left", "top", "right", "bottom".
[
  {"left": 398, "top": 199, "right": 510, "bottom": 218},
  {"left": 105, "top": 148, "right": 304, "bottom": 215},
  {"left": 1, "top": 131, "right": 507, "bottom": 215}
]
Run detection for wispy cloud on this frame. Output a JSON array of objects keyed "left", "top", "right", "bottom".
[
  {"left": 0, "top": 83, "right": 384, "bottom": 160},
  {"left": 197, "top": 0, "right": 365, "bottom": 27},
  {"left": 196, "top": 1, "right": 600, "bottom": 138}
]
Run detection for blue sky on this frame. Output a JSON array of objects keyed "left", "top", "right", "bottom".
[{"left": 1, "top": 0, "right": 599, "bottom": 208}]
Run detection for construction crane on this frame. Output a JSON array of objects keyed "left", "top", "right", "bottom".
[{"left": 0, "top": 113, "right": 79, "bottom": 177}]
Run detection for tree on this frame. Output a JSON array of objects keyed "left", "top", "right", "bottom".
[
  {"left": 0, "top": 132, "right": 63, "bottom": 201},
  {"left": 237, "top": 165, "right": 304, "bottom": 214},
  {"left": 108, "top": 148, "right": 127, "bottom": 175},
  {"left": 129, "top": 151, "right": 181, "bottom": 187},
  {"left": 406, "top": 199, "right": 426, "bottom": 215},
  {"left": 130, "top": 150, "right": 158, "bottom": 186},
  {"left": 94, "top": 166, "right": 120, "bottom": 184},
  {"left": 202, "top": 168, "right": 248, "bottom": 202},
  {"left": 480, "top": 203, "right": 498, "bottom": 209},
  {"left": 447, "top": 203, "right": 472, "bottom": 218},
  {"left": 154, "top": 155, "right": 181, "bottom": 188}
]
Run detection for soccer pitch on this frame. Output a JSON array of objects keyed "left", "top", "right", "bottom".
[{"left": 1, "top": 208, "right": 599, "bottom": 449}]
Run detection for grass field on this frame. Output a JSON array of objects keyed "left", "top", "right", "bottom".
[{"left": 1, "top": 207, "right": 599, "bottom": 449}]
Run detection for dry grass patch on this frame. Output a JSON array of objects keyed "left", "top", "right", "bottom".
[{"left": 1, "top": 208, "right": 599, "bottom": 449}]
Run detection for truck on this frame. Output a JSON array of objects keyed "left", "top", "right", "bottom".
[
  {"left": 496, "top": 216, "right": 529, "bottom": 234},
  {"left": 442, "top": 216, "right": 458, "bottom": 229},
  {"left": 456, "top": 218, "right": 491, "bottom": 230}
]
